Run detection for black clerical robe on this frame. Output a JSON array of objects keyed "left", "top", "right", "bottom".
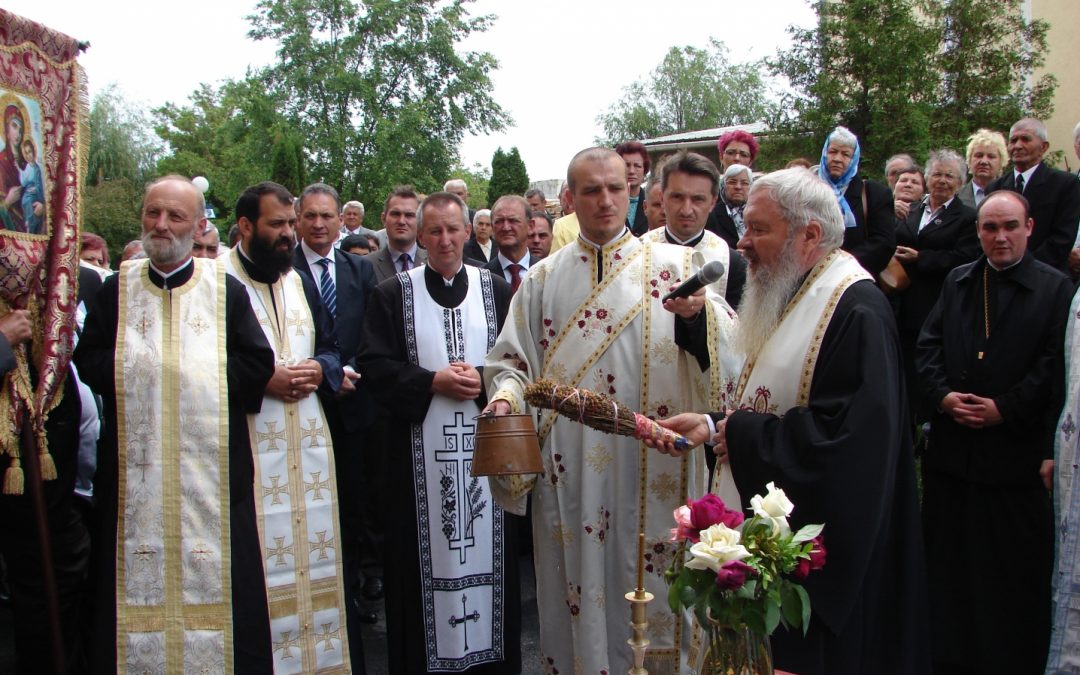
[
  {"left": 74, "top": 260, "right": 276, "bottom": 673},
  {"left": 724, "top": 281, "right": 930, "bottom": 675},
  {"left": 357, "top": 265, "right": 520, "bottom": 674},
  {"left": 916, "top": 254, "right": 1072, "bottom": 674}
]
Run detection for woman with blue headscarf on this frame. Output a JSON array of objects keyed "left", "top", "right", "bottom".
[{"left": 816, "top": 126, "right": 895, "bottom": 278}]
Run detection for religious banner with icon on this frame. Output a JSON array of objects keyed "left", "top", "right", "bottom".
[{"left": 0, "top": 10, "right": 85, "bottom": 492}]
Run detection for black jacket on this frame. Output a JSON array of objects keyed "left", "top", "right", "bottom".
[{"left": 988, "top": 163, "right": 1080, "bottom": 272}]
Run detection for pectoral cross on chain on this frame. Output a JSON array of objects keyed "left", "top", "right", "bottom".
[{"left": 447, "top": 594, "right": 480, "bottom": 650}]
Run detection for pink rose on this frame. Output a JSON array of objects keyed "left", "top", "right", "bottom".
[
  {"left": 671, "top": 505, "right": 698, "bottom": 542},
  {"left": 808, "top": 536, "right": 826, "bottom": 570},
  {"left": 792, "top": 557, "right": 811, "bottom": 580},
  {"left": 689, "top": 494, "right": 744, "bottom": 531},
  {"left": 715, "top": 560, "right": 754, "bottom": 591}
]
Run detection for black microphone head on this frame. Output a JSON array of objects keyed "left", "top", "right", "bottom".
[{"left": 698, "top": 260, "right": 726, "bottom": 283}]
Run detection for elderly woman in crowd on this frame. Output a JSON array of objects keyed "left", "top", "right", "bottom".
[
  {"left": 892, "top": 149, "right": 978, "bottom": 420},
  {"left": 79, "top": 232, "right": 110, "bottom": 270},
  {"left": 816, "top": 125, "right": 895, "bottom": 277},
  {"left": 893, "top": 166, "right": 927, "bottom": 221},
  {"left": 957, "top": 128, "right": 1006, "bottom": 210}
]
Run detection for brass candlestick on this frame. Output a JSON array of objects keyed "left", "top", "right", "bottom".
[{"left": 626, "top": 532, "right": 653, "bottom": 674}]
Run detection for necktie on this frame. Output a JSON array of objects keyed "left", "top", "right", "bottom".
[
  {"left": 507, "top": 263, "right": 524, "bottom": 292},
  {"left": 399, "top": 253, "right": 412, "bottom": 272},
  {"left": 316, "top": 258, "right": 336, "bottom": 317},
  {"left": 1016, "top": 173, "right": 1025, "bottom": 194}
]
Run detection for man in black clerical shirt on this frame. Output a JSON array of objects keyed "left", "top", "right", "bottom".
[
  {"left": 75, "top": 175, "right": 276, "bottom": 672},
  {"left": 358, "top": 192, "right": 519, "bottom": 674},
  {"left": 917, "top": 190, "right": 1072, "bottom": 674}
]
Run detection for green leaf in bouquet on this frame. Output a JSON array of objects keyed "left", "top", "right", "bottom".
[
  {"left": 735, "top": 578, "right": 758, "bottom": 599},
  {"left": 794, "top": 584, "right": 812, "bottom": 635},
  {"left": 779, "top": 580, "right": 802, "bottom": 628},
  {"left": 667, "top": 578, "right": 683, "bottom": 613},
  {"left": 792, "top": 523, "right": 823, "bottom": 543},
  {"left": 744, "top": 604, "right": 767, "bottom": 637},
  {"left": 680, "top": 583, "right": 698, "bottom": 609},
  {"left": 764, "top": 596, "right": 781, "bottom": 634}
]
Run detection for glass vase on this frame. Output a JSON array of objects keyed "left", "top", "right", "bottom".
[{"left": 699, "top": 623, "right": 773, "bottom": 675}]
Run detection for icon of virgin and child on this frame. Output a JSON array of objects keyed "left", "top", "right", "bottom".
[{"left": 0, "top": 93, "right": 46, "bottom": 235}]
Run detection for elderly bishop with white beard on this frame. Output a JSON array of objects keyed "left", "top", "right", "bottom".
[{"left": 654, "top": 168, "right": 930, "bottom": 675}]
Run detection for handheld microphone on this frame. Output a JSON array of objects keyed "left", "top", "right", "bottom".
[{"left": 661, "top": 260, "right": 726, "bottom": 302}]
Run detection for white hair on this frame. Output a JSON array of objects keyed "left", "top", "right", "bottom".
[
  {"left": 749, "top": 168, "right": 844, "bottom": 250},
  {"left": 924, "top": 149, "right": 967, "bottom": 185},
  {"left": 723, "top": 164, "right": 753, "bottom": 182},
  {"left": 1011, "top": 118, "right": 1048, "bottom": 142},
  {"left": 343, "top": 200, "right": 364, "bottom": 214},
  {"left": 472, "top": 208, "right": 491, "bottom": 226},
  {"left": 443, "top": 178, "right": 467, "bottom": 192},
  {"left": 1073, "top": 120, "right": 1080, "bottom": 143},
  {"left": 827, "top": 125, "right": 858, "bottom": 149}
]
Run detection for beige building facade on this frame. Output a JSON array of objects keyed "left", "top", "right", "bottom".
[{"left": 1030, "top": 0, "right": 1080, "bottom": 170}]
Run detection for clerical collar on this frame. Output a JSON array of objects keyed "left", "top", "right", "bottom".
[
  {"left": 578, "top": 227, "right": 631, "bottom": 251},
  {"left": 986, "top": 256, "right": 1023, "bottom": 273},
  {"left": 148, "top": 257, "right": 194, "bottom": 290},
  {"left": 664, "top": 228, "right": 705, "bottom": 247},
  {"left": 237, "top": 243, "right": 282, "bottom": 284},
  {"left": 425, "top": 262, "right": 466, "bottom": 287}
]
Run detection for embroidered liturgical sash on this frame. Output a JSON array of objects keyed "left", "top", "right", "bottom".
[
  {"left": 735, "top": 250, "right": 869, "bottom": 413},
  {"left": 224, "top": 249, "right": 350, "bottom": 674},
  {"left": 115, "top": 258, "right": 233, "bottom": 673},
  {"left": 402, "top": 265, "right": 508, "bottom": 670}
]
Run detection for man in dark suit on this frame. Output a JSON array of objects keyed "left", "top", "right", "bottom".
[
  {"left": 917, "top": 190, "right": 1071, "bottom": 674},
  {"left": 462, "top": 208, "right": 492, "bottom": 263},
  {"left": 295, "top": 182, "right": 382, "bottom": 639},
  {"left": 615, "top": 141, "right": 651, "bottom": 236},
  {"left": 484, "top": 194, "right": 533, "bottom": 292},
  {"left": 366, "top": 185, "right": 427, "bottom": 283},
  {"left": 705, "top": 163, "right": 753, "bottom": 248},
  {"left": 988, "top": 117, "right": 1080, "bottom": 272}
]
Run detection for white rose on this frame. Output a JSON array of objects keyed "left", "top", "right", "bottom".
[
  {"left": 685, "top": 523, "right": 750, "bottom": 572},
  {"left": 750, "top": 482, "right": 794, "bottom": 536}
]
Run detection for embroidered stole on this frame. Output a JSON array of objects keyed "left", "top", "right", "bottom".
[
  {"left": 223, "top": 249, "right": 350, "bottom": 674},
  {"left": 402, "top": 265, "right": 507, "bottom": 669},
  {"left": 540, "top": 239, "right": 714, "bottom": 671},
  {"left": 115, "top": 258, "right": 233, "bottom": 673},
  {"left": 642, "top": 227, "right": 732, "bottom": 299}
]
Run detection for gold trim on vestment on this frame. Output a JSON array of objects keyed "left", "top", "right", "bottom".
[{"left": 115, "top": 259, "right": 233, "bottom": 672}]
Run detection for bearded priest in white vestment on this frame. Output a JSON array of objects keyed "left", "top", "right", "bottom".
[
  {"left": 483, "top": 148, "right": 739, "bottom": 674},
  {"left": 226, "top": 182, "right": 352, "bottom": 673}
]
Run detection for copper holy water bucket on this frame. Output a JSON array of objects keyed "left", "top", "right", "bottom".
[{"left": 471, "top": 413, "right": 543, "bottom": 476}]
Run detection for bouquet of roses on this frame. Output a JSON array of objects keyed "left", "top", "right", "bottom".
[{"left": 665, "top": 483, "right": 826, "bottom": 637}]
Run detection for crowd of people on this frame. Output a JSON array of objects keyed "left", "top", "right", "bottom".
[{"left": 1, "top": 113, "right": 1080, "bottom": 674}]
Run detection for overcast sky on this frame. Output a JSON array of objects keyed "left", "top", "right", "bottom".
[{"left": 10, "top": 0, "right": 814, "bottom": 182}]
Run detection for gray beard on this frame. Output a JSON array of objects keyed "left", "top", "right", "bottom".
[
  {"left": 142, "top": 229, "right": 194, "bottom": 268},
  {"left": 733, "top": 239, "right": 808, "bottom": 358}
]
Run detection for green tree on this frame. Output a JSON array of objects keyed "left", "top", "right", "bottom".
[
  {"left": 924, "top": 0, "right": 1055, "bottom": 150},
  {"left": 247, "top": 0, "right": 510, "bottom": 226},
  {"left": 768, "top": 0, "right": 1055, "bottom": 177},
  {"left": 487, "top": 146, "right": 528, "bottom": 204},
  {"left": 769, "top": 0, "right": 934, "bottom": 176},
  {"left": 83, "top": 86, "right": 160, "bottom": 263},
  {"left": 153, "top": 77, "right": 287, "bottom": 222},
  {"left": 269, "top": 131, "right": 308, "bottom": 196},
  {"left": 596, "top": 39, "right": 775, "bottom": 145},
  {"left": 448, "top": 162, "right": 490, "bottom": 210}
]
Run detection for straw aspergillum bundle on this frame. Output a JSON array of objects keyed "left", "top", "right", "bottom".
[{"left": 523, "top": 379, "right": 690, "bottom": 451}]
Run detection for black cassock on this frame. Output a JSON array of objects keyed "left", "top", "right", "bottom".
[
  {"left": 917, "top": 254, "right": 1072, "bottom": 674},
  {"left": 722, "top": 280, "right": 931, "bottom": 675},
  {"left": 74, "top": 261, "right": 276, "bottom": 673},
  {"left": 358, "top": 265, "right": 521, "bottom": 675}
]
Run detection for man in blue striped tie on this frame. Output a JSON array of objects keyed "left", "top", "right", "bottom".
[{"left": 294, "top": 182, "right": 382, "bottom": 652}]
